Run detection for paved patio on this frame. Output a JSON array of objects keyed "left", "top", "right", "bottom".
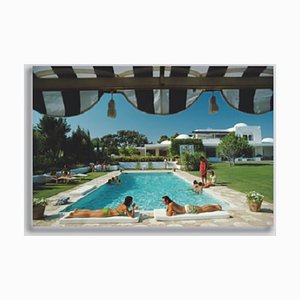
[{"left": 32, "top": 170, "right": 274, "bottom": 232}]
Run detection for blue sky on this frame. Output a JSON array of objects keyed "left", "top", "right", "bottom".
[{"left": 32, "top": 91, "right": 273, "bottom": 143}]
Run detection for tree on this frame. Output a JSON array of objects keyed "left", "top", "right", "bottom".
[
  {"left": 119, "top": 145, "right": 140, "bottom": 156},
  {"left": 217, "top": 132, "right": 253, "bottom": 166},
  {"left": 91, "top": 137, "right": 104, "bottom": 162},
  {"left": 92, "top": 138, "right": 100, "bottom": 152},
  {"left": 67, "top": 126, "right": 95, "bottom": 163},
  {"left": 33, "top": 128, "right": 51, "bottom": 174},
  {"left": 33, "top": 129, "right": 46, "bottom": 156},
  {"left": 36, "top": 116, "right": 71, "bottom": 161},
  {"left": 157, "top": 135, "right": 169, "bottom": 144},
  {"left": 171, "top": 133, "right": 179, "bottom": 139},
  {"left": 99, "top": 134, "right": 120, "bottom": 157},
  {"left": 117, "top": 130, "right": 148, "bottom": 147}
]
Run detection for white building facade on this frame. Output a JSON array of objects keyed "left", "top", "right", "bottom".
[
  {"left": 192, "top": 123, "right": 273, "bottom": 161},
  {"left": 136, "top": 123, "right": 273, "bottom": 161}
]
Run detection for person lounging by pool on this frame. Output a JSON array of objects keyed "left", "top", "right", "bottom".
[
  {"left": 205, "top": 170, "right": 217, "bottom": 187},
  {"left": 67, "top": 196, "right": 138, "bottom": 218},
  {"left": 162, "top": 196, "right": 222, "bottom": 216}
]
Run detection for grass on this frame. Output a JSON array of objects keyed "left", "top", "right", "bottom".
[
  {"left": 33, "top": 172, "right": 109, "bottom": 199},
  {"left": 188, "top": 162, "right": 274, "bottom": 203}
]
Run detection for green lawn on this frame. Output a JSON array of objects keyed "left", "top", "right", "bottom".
[
  {"left": 189, "top": 162, "right": 274, "bottom": 203},
  {"left": 33, "top": 172, "right": 109, "bottom": 199}
]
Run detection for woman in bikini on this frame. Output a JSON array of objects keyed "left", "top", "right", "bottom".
[{"left": 67, "top": 196, "right": 137, "bottom": 218}]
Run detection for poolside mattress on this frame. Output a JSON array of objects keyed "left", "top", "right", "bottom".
[
  {"left": 154, "top": 209, "right": 230, "bottom": 221},
  {"left": 59, "top": 211, "right": 140, "bottom": 224}
]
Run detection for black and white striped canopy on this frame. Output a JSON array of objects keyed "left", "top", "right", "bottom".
[{"left": 33, "top": 65, "right": 273, "bottom": 116}]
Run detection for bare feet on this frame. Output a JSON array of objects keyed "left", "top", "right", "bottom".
[{"left": 68, "top": 209, "right": 78, "bottom": 218}]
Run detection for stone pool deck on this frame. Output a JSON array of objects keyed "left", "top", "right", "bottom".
[{"left": 32, "top": 170, "right": 274, "bottom": 233}]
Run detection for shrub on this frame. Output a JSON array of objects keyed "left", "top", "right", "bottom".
[
  {"left": 180, "top": 152, "right": 206, "bottom": 171},
  {"left": 33, "top": 197, "right": 49, "bottom": 207},
  {"left": 246, "top": 191, "right": 264, "bottom": 203}
]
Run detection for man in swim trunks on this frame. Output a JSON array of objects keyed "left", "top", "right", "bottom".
[
  {"left": 67, "top": 196, "right": 137, "bottom": 218},
  {"left": 162, "top": 196, "right": 222, "bottom": 216}
]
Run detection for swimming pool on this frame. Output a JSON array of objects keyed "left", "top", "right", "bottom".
[{"left": 63, "top": 172, "right": 228, "bottom": 212}]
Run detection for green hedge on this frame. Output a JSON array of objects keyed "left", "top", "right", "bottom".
[
  {"left": 180, "top": 151, "right": 206, "bottom": 171},
  {"left": 170, "top": 138, "right": 204, "bottom": 156},
  {"left": 114, "top": 156, "right": 165, "bottom": 162}
]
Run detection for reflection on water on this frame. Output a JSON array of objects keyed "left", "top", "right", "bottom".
[{"left": 63, "top": 172, "right": 228, "bottom": 211}]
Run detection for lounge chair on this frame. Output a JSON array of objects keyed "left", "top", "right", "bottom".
[
  {"left": 73, "top": 173, "right": 88, "bottom": 180},
  {"left": 57, "top": 176, "right": 79, "bottom": 184},
  {"left": 73, "top": 173, "right": 88, "bottom": 177},
  {"left": 153, "top": 209, "right": 230, "bottom": 221},
  {"left": 59, "top": 211, "right": 140, "bottom": 224},
  {"left": 44, "top": 174, "right": 60, "bottom": 183}
]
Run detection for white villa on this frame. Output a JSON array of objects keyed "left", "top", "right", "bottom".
[{"left": 137, "top": 123, "right": 273, "bottom": 161}]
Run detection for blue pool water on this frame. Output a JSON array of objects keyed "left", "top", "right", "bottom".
[{"left": 63, "top": 172, "right": 228, "bottom": 212}]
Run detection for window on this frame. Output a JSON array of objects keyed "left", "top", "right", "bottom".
[
  {"left": 243, "top": 135, "right": 247, "bottom": 140},
  {"left": 248, "top": 135, "right": 253, "bottom": 141}
]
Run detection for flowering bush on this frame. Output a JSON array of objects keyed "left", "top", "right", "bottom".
[
  {"left": 246, "top": 191, "right": 264, "bottom": 203},
  {"left": 33, "top": 197, "right": 49, "bottom": 207}
]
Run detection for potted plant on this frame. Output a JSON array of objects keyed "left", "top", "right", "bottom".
[
  {"left": 246, "top": 191, "right": 264, "bottom": 212},
  {"left": 33, "top": 197, "right": 49, "bottom": 219}
]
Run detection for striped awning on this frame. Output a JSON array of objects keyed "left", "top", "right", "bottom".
[{"left": 33, "top": 65, "right": 273, "bottom": 117}]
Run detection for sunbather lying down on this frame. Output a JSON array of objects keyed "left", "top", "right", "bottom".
[
  {"left": 162, "top": 196, "right": 222, "bottom": 216},
  {"left": 67, "top": 196, "right": 137, "bottom": 218}
]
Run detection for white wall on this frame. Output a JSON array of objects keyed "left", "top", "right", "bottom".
[
  {"left": 235, "top": 126, "right": 262, "bottom": 143},
  {"left": 263, "top": 146, "right": 273, "bottom": 158},
  {"left": 254, "top": 146, "right": 263, "bottom": 156},
  {"left": 119, "top": 162, "right": 179, "bottom": 169}
]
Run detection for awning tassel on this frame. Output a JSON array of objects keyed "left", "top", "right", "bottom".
[
  {"left": 209, "top": 92, "right": 219, "bottom": 114},
  {"left": 107, "top": 92, "right": 116, "bottom": 118}
]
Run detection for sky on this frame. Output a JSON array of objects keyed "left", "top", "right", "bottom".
[{"left": 32, "top": 91, "right": 273, "bottom": 143}]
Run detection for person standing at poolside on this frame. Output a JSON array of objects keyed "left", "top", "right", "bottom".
[
  {"left": 199, "top": 156, "right": 208, "bottom": 185},
  {"left": 162, "top": 196, "right": 222, "bottom": 216}
]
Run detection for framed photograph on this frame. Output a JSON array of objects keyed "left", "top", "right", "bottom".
[{"left": 28, "top": 65, "right": 274, "bottom": 234}]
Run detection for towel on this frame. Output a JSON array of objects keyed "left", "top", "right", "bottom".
[{"left": 54, "top": 197, "right": 70, "bottom": 206}]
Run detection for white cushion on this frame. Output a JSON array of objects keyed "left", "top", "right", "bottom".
[
  {"left": 59, "top": 211, "right": 140, "bottom": 224},
  {"left": 154, "top": 209, "right": 230, "bottom": 221}
]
